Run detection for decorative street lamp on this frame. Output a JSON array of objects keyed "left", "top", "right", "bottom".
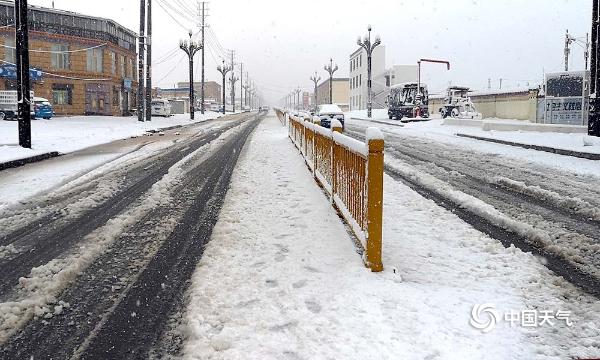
[
  {"left": 310, "top": 72, "right": 321, "bottom": 112},
  {"left": 357, "top": 25, "right": 381, "bottom": 118},
  {"left": 295, "top": 88, "right": 302, "bottom": 110},
  {"left": 216, "top": 59, "right": 231, "bottom": 114},
  {"left": 324, "top": 58, "right": 338, "bottom": 105},
  {"left": 179, "top": 31, "right": 201, "bottom": 120}
]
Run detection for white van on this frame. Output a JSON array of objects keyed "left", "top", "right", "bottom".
[{"left": 151, "top": 99, "right": 172, "bottom": 117}]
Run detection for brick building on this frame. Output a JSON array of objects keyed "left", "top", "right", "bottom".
[
  {"left": 177, "top": 81, "right": 222, "bottom": 103},
  {"left": 0, "top": 1, "right": 138, "bottom": 116}
]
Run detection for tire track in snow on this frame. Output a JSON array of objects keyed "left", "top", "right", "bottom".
[{"left": 345, "top": 125, "right": 600, "bottom": 297}]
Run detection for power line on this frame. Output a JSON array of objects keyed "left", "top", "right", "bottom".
[
  {"left": 155, "top": 0, "right": 193, "bottom": 31},
  {"left": 0, "top": 42, "right": 107, "bottom": 53}
]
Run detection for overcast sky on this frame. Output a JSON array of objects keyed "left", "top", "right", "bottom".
[{"left": 30, "top": 0, "right": 592, "bottom": 104}]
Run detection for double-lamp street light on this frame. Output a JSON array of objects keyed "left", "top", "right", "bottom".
[{"left": 357, "top": 25, "right": 381, "bottom": 119}]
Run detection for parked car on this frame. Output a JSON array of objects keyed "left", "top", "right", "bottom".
[
  {"left": 33, "top": 97, "right": 53, "bottom": 119},
  {"left": 151, "top": 99, "right": 172, "bottom": 117},
  {"left": 317, "top": 104, "right": 345, "bottom": 130}
]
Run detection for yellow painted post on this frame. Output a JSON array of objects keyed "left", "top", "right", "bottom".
[
  {"left": 331, "top": 123, "right": 342, "bottom": 199},
  {"left": 366, "top": 135, "right": 384, "bottom": 272}
]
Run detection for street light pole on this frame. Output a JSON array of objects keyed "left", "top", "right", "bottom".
[
  {"left": 230, "top": 74, "right": 238, "bottom": 113},
  {"left": 179, "top": 31, "right": 201, "bottom": 120},
  {"left": 324, "top": 58, "right": 338, "bottom": 105},
  {"left": 15, "top": 0, "right": 31, "bottom": 148},
  {"left": 310, "top": 72, "right": 321, "bottom": 112},
  {"left": 296, "top": 88, "right": 301, "bottom": 110},
  {"left": 216, "top": 59, "right": 231, "bottom": 115},
  {"left": 137, "top": 0, "right": 146, "bottom": 122},
  {"left": 357, "top": 25, "right": 381, "bottom": 118}
]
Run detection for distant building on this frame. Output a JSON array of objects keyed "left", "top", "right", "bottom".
[
  {"left": 317, "top": 78, "right": 349, "bottom": 111},
  {"left": 177, "top": 81, "right": 222, "bottom": 103},
  {"left": 302, "top": 91, "right": 311, "bottom": 110},
  {"left": 0, "top": 0, "right": 138, "bottom": 116},
  {"left": 349, "top": 44, "right": 418, "bottom": 110},
  {"left": 372, "top": 65, "right": 418, "bottom": 108},
  {"left": 156, "top": 87, "right": 193, "bottom": 113}
]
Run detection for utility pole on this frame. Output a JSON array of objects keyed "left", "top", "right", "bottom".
[
  {"left": 565, "top": 29, "right": 576, "bottom": 72},
  {"left": 499, "top": 78, "right": 503, "bottom": 89},
  {"left": 138, "top": 0, "right": 146, "bottom": 122},
  {"left": 179, "top": 31, "right": 201, "bottom": 119},
  {"left": 198, "top": 1, "right": 208, "bottom": 114},
  {"left": 145, "top": 0, "right": 152, "bottom": 122},
  {"left": 324, "top": 58, "right": 338, "bottom": 105},
  {"left": 357, "top": 25, "right": 381, "bottom": 118},
  {"left": 240, "top": 62, "right": 243, "bottom": 110},
  {"left": 15, "top": 0, "right": 31, "bottom": 148},
  {"left": 216, "top": 59, "right": 231, "bottom": 114}
]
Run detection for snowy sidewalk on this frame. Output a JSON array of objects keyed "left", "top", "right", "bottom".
[
  {"left": 0, "top": 112, "right": 222, "bottom": 164},
  {"left": 181, "top": 115, "right": 600, "bottom": 360}
]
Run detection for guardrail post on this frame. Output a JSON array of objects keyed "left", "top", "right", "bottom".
[
  {"left": 366, "top": 132, "right": 384, "bottom": 272},
  {"left": 331, "top": 122, "right": 343, "bottom": 201}
]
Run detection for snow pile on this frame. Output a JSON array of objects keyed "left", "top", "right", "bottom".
[
  {"left": 181, "top": 115, "right": 600, "bottom": 359},
  {"left": 0, "top": 112, "right": 222, "bottom": 164}
]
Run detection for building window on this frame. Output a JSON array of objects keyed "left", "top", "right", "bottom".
[
  {"left": 51, "top": 44, "right": 70, "bottom": 70},
  {"left": 110, "top": 51, "right": 116, "bottom": 75},
  {"left": 359, "top": 54, "right": 362, "bottom": 67},
  {"left": 127, "top": 58, "right": 134, "bottom": 79},
  {"left": 120, "top": 55, "right": 126, "bottom": 77},
  {"left": 113, "top": 86, "right": 120, "bottom": 106},
  {"left": 87, "top": 48, "right": 103, "bottom": 73},
  {"left": 52, "top": 84, "right": 73, "bottom": 105},
  {"left": 5, "top": 38, "right": 15, "bottom": 63},
  {"left": 359, "top": 74, "right": 362, "bottom": 86}
]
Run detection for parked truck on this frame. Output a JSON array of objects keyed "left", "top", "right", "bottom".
[
  {"left": 387, "top": 82, "right": 429, "bottom": 120},
  {"left": 439, "top": 86, "right": 482, "bottom": 119},
  {"left": 0, "top": 90, "right": 35, "bottom": 120}
]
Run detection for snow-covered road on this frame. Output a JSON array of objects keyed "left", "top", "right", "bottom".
[
  {"left": 346, "top": 119, "right": 600, "bottom": 296},
  {"left": 178, "top": 115, "right": 600, "bottom": 359},
  {"left": 0, "top": 112, "right": 263, "bottom": 358}
]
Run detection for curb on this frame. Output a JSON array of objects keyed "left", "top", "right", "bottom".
[
  {"left": 456, "top": 133, "right": 600, "bottom": 160},
  {"left": 350, "top": 117, "right": 404, "bottom": 127},
  {"left": 0, "top": 151, "right": 62, "bottom": 171}
]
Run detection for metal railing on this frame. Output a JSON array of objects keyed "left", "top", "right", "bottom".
[{"left": 286, "top": 113, "right": 384, "bottom": 272}]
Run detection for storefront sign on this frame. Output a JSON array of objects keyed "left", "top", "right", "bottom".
[
  {"left": 0, "top": 64, "right": 43, "bottom": 81},
  {"left": 544, "top": 97, "right": 586, "bottom": 126}
]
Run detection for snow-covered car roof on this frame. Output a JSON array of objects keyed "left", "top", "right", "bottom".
[
  {"left": 318, "top": 104, "right": 343, "bottom": 114},
  {"left": 33, "top": 97, "right": 50, "bottom": 102},
  {"left": 391, "top": 82, "right": 428, "bottom": 90}
]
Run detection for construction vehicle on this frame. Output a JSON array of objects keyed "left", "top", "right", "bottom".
[
  {"left": 387, "top": 82, "right": 429, "bottom": 120},
  {"left": 439, "top": 86, "right": 482, "bottom": 119}
]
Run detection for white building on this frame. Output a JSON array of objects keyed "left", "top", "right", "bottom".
[
  {"left": 349, "top": 45, "right": 418, "bottom": 110},
  {"left": 372, "top": 65, "right": 418, "bottom": 107},
  {"left": 349, "top": 45, "right": 385, "bottom": 111}
]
